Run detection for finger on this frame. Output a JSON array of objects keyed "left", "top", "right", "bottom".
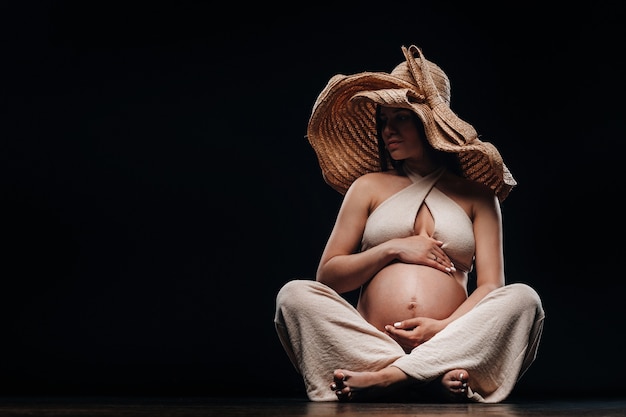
[
  {"left": 431, "top": 248, "right": 448, "bottom": 261},
  {"left": 431, "top": 253, "right": 445, "bottom": 266},
  {"left": 385, "top": 324, "right": 404, "bottom": 338},
  {"left": 431, "top": 251, "right": 456, "bottom": 271}
]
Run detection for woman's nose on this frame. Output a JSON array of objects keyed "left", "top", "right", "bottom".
[{"left": 383, "top": 120, "right": 397, "bottom": 134}]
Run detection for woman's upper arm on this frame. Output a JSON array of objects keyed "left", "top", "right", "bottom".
[
  {"left": 472, "top": 191, "right": 506, "bottom": 289},
  {"left": 318, "top": 176, "right": 373, "bottom": 265}
]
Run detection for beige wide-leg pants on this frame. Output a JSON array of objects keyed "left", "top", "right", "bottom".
[{"left": 274, "top": 280, "right": 544, "bottom": 403}]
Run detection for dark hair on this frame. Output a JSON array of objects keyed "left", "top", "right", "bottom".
[{"left": 375, "top": 106, "right": 463, "bottom": 177}]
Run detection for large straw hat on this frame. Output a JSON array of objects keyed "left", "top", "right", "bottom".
[{"left": 306, "top": 45, "right": 516, "bottom": 202}]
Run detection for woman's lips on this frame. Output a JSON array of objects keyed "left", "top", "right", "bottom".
[{"left": 387, "top": 140, "right": 401, "bottom": 151}]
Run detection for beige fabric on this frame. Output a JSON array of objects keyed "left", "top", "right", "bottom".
[
  {"left": 275, "top": 280, "right": 404, "bottom": 401},
  {"left": 361, "top": 166, "right": 475, "bottom": 273},
  {"left": 274, "top": 280, "right": 544, "bottom": 403},
  {"left": 392, "top": 282, "right": 545, "bottom": 402}
]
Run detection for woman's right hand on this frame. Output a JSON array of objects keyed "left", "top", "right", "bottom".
[
  {"left": 392, "top": 235, "right": 455, "bottom": 272},
  {"left": 384, "top": 316, "right": 447, "bottom": 351}
]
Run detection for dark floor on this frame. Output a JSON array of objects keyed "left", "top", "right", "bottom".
[{"left": 0, "top": 397, "right": 625, "bottom": 417}]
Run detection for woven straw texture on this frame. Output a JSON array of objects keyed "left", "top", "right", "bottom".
[{"left": 306, "top": 45, "right": 516, "bottom": 202}]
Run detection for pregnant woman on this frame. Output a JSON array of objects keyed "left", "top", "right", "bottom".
[{"left": 274, "top": 45, "right": 545, "bottom": 403}]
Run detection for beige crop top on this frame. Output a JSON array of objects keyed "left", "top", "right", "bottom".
[{"left": 361, "top": 166, "right": 475, "bottom": 272}]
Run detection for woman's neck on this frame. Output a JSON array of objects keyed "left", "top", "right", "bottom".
[{"left": 402, "top": 160, "right": 443, "bottom": 177}]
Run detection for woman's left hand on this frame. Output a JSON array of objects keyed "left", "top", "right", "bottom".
[{"left": 384, "top": 317, "right": 445, "bottom": 352}]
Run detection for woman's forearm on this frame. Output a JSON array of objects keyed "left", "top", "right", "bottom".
[
  {"left": 316, "top": 242, "right": 397, "bottom": 294},
  {"left": 443, "top": 281, "right": 502, "bottom": 325}
]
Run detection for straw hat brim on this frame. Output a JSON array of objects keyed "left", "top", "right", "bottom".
[{"left": 306, "top": 46, "right": 517, "bottom": 202}]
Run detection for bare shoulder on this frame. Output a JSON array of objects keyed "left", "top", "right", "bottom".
[
  {"left": 349, "top": 170, "right": 411, "bottom": 208},
  {"left": 351, "top": 170, "right": 408, "bottom": 192}
]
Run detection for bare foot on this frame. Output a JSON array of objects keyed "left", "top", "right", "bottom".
[
  {"left": 329, "top": 368, "right": 409, "bottom": 402},
  {"left": 439, "top": 369, "right": 470, "bottom": 401}
]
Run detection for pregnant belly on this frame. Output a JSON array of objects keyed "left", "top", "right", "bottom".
[{"left": 356, "top": 263, "right": 467, "bottom": 332}]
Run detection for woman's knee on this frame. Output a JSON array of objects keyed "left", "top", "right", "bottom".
[
  {"left": 510, "top": 283, "right": 541, "bottom": 303},
  {"left": 502, "top": 283, "right": 544, "bottom": 315},
  {"left": 276, "top": 279, "right": 319, "bottom": 309}
]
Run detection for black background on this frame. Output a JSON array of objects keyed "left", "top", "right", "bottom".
[{"left": 2, "top": 1, "right": 625, "bottom": 400}]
